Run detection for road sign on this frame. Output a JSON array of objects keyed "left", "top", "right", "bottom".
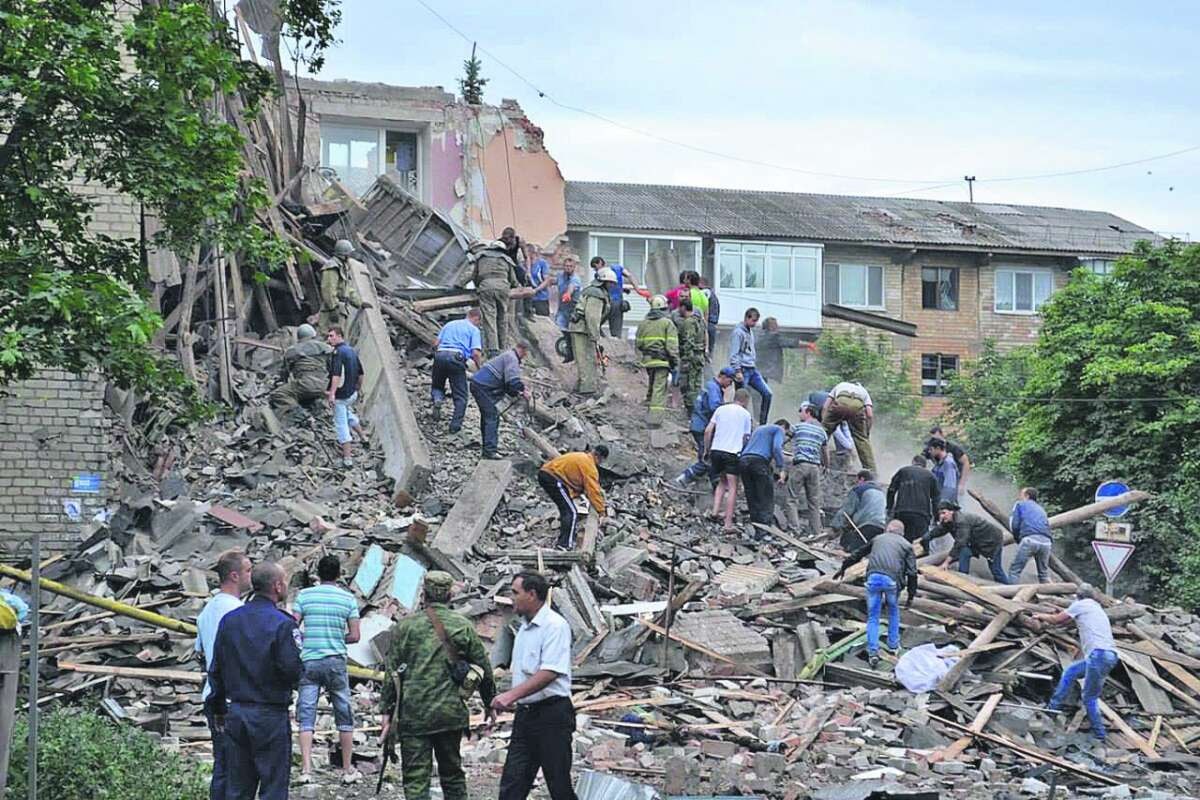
[
  {"left": 1095, "top": 520, "right": 1133, "bottom": 542},
  {"left": 1092, "top": 541, "right": 1135, "bottom": 582},
  {"left": 1095, "top": 480, "right": 1131, "bottom": 518}
]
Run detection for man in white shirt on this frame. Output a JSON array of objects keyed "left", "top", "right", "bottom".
[
  {"left": 492, "top": 572, "right": 576, "bottom": 800},
  {"left": 820, "top": 381, "right": 876, "bottom": 472},
  {"left": 194, "top": 550, "right": 251, "bottom": 800},
  {"left": 704, "top": 389, "right": 753, "bottom": 532},
  {"left": 1033, "top": 583, "right": 1119, "bottom": 741}
]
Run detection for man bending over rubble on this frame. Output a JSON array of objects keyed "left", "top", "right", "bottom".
[
  {"left": 537, "top": 446, "right": 608, "bottom": 550},
  {"left": 470, "top": 343, "right": 531, "bottom": 460},
  {"left": 269, "top": 324, "right": 332, "bottom": 413},
  {"left": 923, "top": 500, "right": 1010, "bottom": 584},
  {"left": 836, "top": 519, "right": 917, "bottom": 667}
]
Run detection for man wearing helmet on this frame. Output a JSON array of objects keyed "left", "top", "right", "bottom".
[
  {"left": 634, "top": 295, "right": 679, "bottom": 424},
  {"left": 318, "top": 239, "right": 366, "bottom": 332},
  {"left": 567, "top": 267, "right": 616, "bottom": 395},
  {"left": 269, "top": 324, "right": 333, "bottom": 412},
  {"left": 469, "top": 239, "right": 522, "bottom": 357}
]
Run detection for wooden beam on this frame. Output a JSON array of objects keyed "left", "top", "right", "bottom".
[
  {"left": 412, "top": 293, "right": 479, "bottom": 313},
  {"left": 937, "top": 586, "right": 1037, "bottom": 692},
  {"left": 919, "top": 565, "right": 1025, "bottom": 615},
  {"left": 929, "top": 692, "right": 1002, "bottom": 763},
  {"left": 430, "top": 459, "right": 513, "bottom": 559},
  {"left": 521, "top": 425, "right": 562, "bottom": 460},
  {"left": 1048, "top": 490, "right": 1151, "bottom": 528},
  {"left": 1120, "top": 651, "right": 1198, "bottom": 713},
  {"left": 1098, "top": 700, "right": 1159, "bottom": 757},
  {"left": 57, "top": 661, "right": 203, "bottom": 684},
  {"left": 968, "top": 488, "right": 1083, "bottom": 584}
]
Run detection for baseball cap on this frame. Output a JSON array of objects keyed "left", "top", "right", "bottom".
[{"left": 719, "top": 367, "right": 737, "bottom": 378}]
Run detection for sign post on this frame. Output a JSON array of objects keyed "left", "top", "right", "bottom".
[{"left": 1093, "top": 481, "right": 1134, "bottom": 596}]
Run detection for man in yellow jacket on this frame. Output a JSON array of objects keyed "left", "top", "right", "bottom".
[
  {"left": 537, "top": 447, "right": 609, "bottom": 550},
  {"left": 635, "top": 295, "right": 680, "bottom": 425}
]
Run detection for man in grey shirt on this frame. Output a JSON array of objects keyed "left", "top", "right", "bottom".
[
  {"left": 833, "top": 470, "right": 886, "bottom": 550},
  {"left": 1034, "top": 584, "right": 1119, "bottom": 741},
  {"left": 728, "top": 308, "right": 773, "bottom": 425},
  {"left": 835, "top": 520, "right": 917, "bottom": 666}
]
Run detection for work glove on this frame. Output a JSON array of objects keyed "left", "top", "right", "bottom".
[{"left": 561, "top": 291, "right": 573, "bottom": 303}]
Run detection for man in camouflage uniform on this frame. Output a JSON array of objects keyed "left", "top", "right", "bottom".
[
  {"left": 635, "top": 294, "right": 679, "bottom": 425},
  {"left": 268, "top": 324, "right": 332, "bottom": 411},
  {"left": 673, "top": 298, "right": 707, "bottom": 421},
  {"left": 319, "top": 239, "right": 365, "bottom": 332},
  {"left": 567, "top": 267, "right": 616, "bottom": 396},
  {"left": 379, "top": 572, "right": 496, "bottom": 800},
  {"left": 469, "top": 240, "right": 521, "bottom": 357}
]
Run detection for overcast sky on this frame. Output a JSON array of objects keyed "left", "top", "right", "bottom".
[{"left": 308, "top": 1, "right": 1198, "bottom": 236}]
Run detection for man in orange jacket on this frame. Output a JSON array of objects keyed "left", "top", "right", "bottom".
[{"left": 537, "top": 447, "right": 609, "bottom": 550}]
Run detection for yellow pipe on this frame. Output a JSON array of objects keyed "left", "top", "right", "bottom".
[{"left": 0, "top": 564, "right": 384, "bottom": 682}]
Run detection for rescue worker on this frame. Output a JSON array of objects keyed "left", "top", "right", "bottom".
[
  {"left": 634, "top": 294, "right": 679, "bottom": 424},
  {"left": 207, "top": 561, "right": 302, "bottom": 800},
  {"left": 675, "top": 367, "right": 736, "bottom": 486},
  {"left": 835, "top": 519, "right": 917, "bottom": 667},
  {"left": 537, "top": 446, "right": 608, "bottom": 550},
  {"left": 820, "top": 381, "right": 876, "bottom": 472},
  {"left": 431, "top": 309, "right": 484, "bottom": 434},
  {"left": 318, "top": 239, "right": 366, "bottom": 332},
  {"left": 922, "top": 500, "right": 1010, "bottom": 584},
  {"left": 269, "top": 324, "right": 333, "bottom": 412},
  {"left": 673, "top": 299, "right": 707, "bottom": 422},
  {"left": 379, "top": 572, "right": 497, "bottom": 800},
  {"left": 469, "top": 344, "right": 530, "bottom": 460},
  {"left": 567, "top": 267, "right": 616, "bottom": 396},
  {"left": 469, "top": 239, "right": 521, "bottom": 357}
]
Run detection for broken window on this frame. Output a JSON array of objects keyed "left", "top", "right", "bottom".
[
  {"left": 321, "top": 124, "right": 381, "bottom": 197},
  {"left": 386, "top": 131, "right": 419, "bottom": 194},
  {"left": 825, "top": 263, "right": 884, "bottom": 309},
  {"left": 921, "top": 353, "right": 958, "bottom": 396},
  {"left": 921, "top": 267, "right": 959, "bottom": 310},
  {"left": 995, "top": 268, "right": 1053, "bottom": 313},
  {"left": 589, "top": 234, "right": 698, "bottom": 293}
]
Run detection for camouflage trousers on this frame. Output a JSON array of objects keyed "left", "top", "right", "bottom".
[
  {"left": 318, "top": 305, "right": 349, "bottom": 334},
  {"left": 400, "top": 730, "right": 466, "bottom": 800},
  {"left": 678, "top": 359, "right": 704, "bottom": 419},
  {"left": 268, "top": 378, "right": 326, "bottom": 410}
]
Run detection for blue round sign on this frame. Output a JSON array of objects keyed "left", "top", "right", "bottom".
[{"left": 1095, "top": 480, "right": 1130, "bottom": 518}]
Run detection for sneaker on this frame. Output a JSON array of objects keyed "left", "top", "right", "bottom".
[
  {"left": 342, "top": 769, "right": 363, "bottom": 785},
  {"left": 673, "top": 474, "right": 690, "bottom": 488},
  {"left": 448, "top": 425, "right": 461, "bottom": 434},
  {"left": 867, "top": 654, "right": 881, "bottom": 668},
  {"left": 295, "top": 772, "right": 314, "bottom": 785},
  {"left": 481, "top": 452, "right": 503, "bottom": 461}
]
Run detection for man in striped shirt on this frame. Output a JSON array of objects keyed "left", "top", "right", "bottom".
[
  {"left": 294, "top": 555, "right": 362, "bottom": 784},
  {"left": 790, "top": 402, "right": 828, "bottom": 537}
]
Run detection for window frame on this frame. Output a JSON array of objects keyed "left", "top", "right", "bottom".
[
  {"left": 587, "top": 232, "right": 702, "bottom": 281},
  {"left": 320, "top": 119, "right": 424, "bottom": 199},
  {"left": 993, "top": 266, "right": 1055, "bottom": 315},
  {"left": 715, "top": 240, "right": 823, "bottom": 296},
  {"left": 825, "top": 263, "right": 886, "bottom": 310},
  {"left": 1079, "top": 258, "right": 1116, "bottom": 276},
  {"left": 921, "top": 266, "right": 960, "bottom": 311},
  {"left": 921, "top": 353, "right": 959, "bottom": 397}
]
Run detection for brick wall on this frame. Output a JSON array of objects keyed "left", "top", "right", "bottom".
[{"left": 0, "top": 372, "right": 111, "bottom": 552}]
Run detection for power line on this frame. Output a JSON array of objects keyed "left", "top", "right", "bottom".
[{"left": 411, "top": 0, "right": 1200, "bottom": 194}]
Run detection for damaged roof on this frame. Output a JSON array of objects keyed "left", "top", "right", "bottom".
[{"left": 566, "top": 181, "right": 1158, "bottom": 256}]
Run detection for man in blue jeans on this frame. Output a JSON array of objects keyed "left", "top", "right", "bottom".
[
  {"left": 728, "top": 307, "right": 773, "bottom": 425},
  {"left": 675, "top": 368, "right": 736, "bottom": 486},
  {"left": 431, "top": 309, "right": 483, "bottom": 433},
  {"left": 469, "top": 343, "right": 530, "bottom": 459},
  {"left": 294, "top": 555, "right": 362, "bottom": 785},
  {"left": 1034, "top": 583, "right": 1119, "bottom": 741},
  {"left": 922, "top": 500, "right": 1010, "bottom": 584},
  {"left": 1007, "top": 486, "right": 1054, "bottom": 583},
  {"left": 836, "top": 520, "right": 917, "bottom": 667},
  {"left": 325, "top": 326, "right": 367, "bottom": 467}
]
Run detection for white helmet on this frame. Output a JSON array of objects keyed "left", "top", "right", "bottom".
[
  {"left": 595, "top": 267, "right": 618, "bottom": 283},
  {"left": 650, "top": 294, "right": 668, "bottom": 310},
  {"left": 334, "top": 239, "right": 354, "bottom": 257}
]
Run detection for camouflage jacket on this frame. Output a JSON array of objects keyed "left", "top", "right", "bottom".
[
  {"left": 673, "top": 312, "right": 707, "bottom": 364},
  {"left": 379, "top": 603, "right": 496, "bottom": 736}
]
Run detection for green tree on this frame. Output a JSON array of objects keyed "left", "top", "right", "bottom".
[
  {"left": 808, "top": 329, "right": 922, "bottom": 433},
  {"left": 944, "top": 340, "right": 1034, "bottom": 473},
  {"left": 459, "top": 42, "right": 487, "bottom": 105}
]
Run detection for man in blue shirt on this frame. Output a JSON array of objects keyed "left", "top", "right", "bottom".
[
  {"left": 675, "top": 368, "right": 735, "bottom": 486},
  {"left": 554, "top": 257, "right": 582, "bottom": 330},
  {"left": 470, "top": 344, "right": 531, "bottom": 459},
  {"left": 528, "top": 247, "right": 552, "bottom": 317},
  {"left": 432, "top": 309, "right": 484, "bottom": 434},
  {"left": 729, "top": 308, "right": 773, "bottom": 425},
  {"left": 325, "top": 327, "right": 366, "bottom": 467},
  {"left": 1007, "top": 486, "right": 1054, "bottom": 584},
  {"left": 604, "top": 261, "right": 643, "bottom": 337},
  {"left": 208, "top": 562, "right": 302, "bottom": 800},
  {"left": 739, "top": 419, "right": 791, "bottom": 528},
  {"left": 791, "top": 403, "right": 828, "bottom": 537},
  {"left": 929, "top": 439, "right": 959, "bottom": 504}
]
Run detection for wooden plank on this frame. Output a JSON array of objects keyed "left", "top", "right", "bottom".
[
  {"left": 1126, "top": 627, "right": 1200, "bottom": 669},
  {"left": 579, "top": 512, "right": 600, "bottom": 559},
  {"left": 1120, "top": 649, "right": 1176, "bottom": 715},
  {"left": 1153, "top": 657, "right": 1200, "bottom": 697},
  {"left": 57, "top": 661, "right": 203, "bottom": 684},
  {"left": 1149, "top": 716, "right": 1163, "bottom": 751},
  {"left": 930, "top": 692, "right": 1003, "bottom": 763},
  {"left": 430, "top": 459, "right": 513, "bottom": 558},
  {"left": 637, "top": 618, "right": 767, "bottom": 677},
  {"left": 412, "top": 293, "right": 478, "bottom": 313},
  {"left": 1098, "top": 700, "right": 1159, "bottom": 757},
  {"left": 937, "top": 586, "right": 1037, "bottom": 692},
  {"left": 919, "top": 565, "right": 1024, "bottom": 615},
  {"left": 521, "top": 425, "right": 562, "bottom": 460}
]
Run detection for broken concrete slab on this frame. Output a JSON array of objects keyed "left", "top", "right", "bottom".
[
  {"left": 430, "top": 458, "right": 513, "bottom": 558},
  {"left": 670, "top": 609, "right": 772, "bottom": 670}
]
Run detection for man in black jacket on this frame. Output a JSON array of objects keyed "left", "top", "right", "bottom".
[
  {"left": 887, "top": 456, "right": 940, "bottom": 541},
  {"left": 836, "top": 520, "right": 917, "bottom": 667},
  {"left": 922, "top": 501, "right": 1010, "bottom": 584}
]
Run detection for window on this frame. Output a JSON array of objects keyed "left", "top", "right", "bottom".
[
  {"left": 716, "top": 242, "right": 821, "bottom": 294},
  {"left": 589, "top": 234, "right": 698, "bottom": 289},
  {"left": 825, "top": 264, "right": 884, "bottom": 308},
  {"left": 321, "top": 124, "right": 421, "bottom": 197},
  {"left": 1080, "top": 258, "right": 1115, "bottom": 276},
  {"left": 921, "top": 267, "right": 959, "bottom": 310},
  {"left": 922, "top": 354, "right": 958, "bottom": 396},
  {"left": 995, "top": 268, "right": 1054, "bottom": 313}
]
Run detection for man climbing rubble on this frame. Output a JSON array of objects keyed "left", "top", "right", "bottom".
[
  {"left": 739, "top": 419, "right": 791, "bottom": 528},
  {"left": 325, "top": 326, "right": 367, "bottom": 467},
  {"left": 729, "top": 307, "right": 773, "bottom": 425},
  {"left": 567, "top": 267, "right": 616, "bottom": 396},
  {"left": 928, "top": 438, "right": 960, "bottom": 504},
  {"left": 432, "top": 308, "right": 484, "bottom": 434},
  {"left": 833, "top": 470, "right": 886, "bottom": 550},
  {"left": 379, "top": 571, "right": 496, "bottom": 800},
  {"left": 318, "top": 239, "right": 368, "bottom": 332},
  {"left": 705, "top": 388, "right": 753, "bottom": 533},
  {"left": 923, "top": 500, "right": 1010, "bottom": 584},
  {"left": 537, "top": 446, "right": 609, "bottom": 550},
  {"left": 835, "top": 519, "right": 917, "bottom": 667},
  {"left": 269, "top": 324, "right": 332, "bottom": 413},
  {"left": 887, "top": 455, "right": 940, "bottom": 542},
  {"left": 672, "top": 298, "right": 707, "bottom": 422},
  {"left": 820, "top": 381, "right": 876, "bottom": 472},
  {"left": 634, "top": 294, "right": 679, "bottom": 424},
  {"left": 675, "top": 367, "right": 735, "bottom": 487},
  {"left": 469, "top": 343, "right": 531, "bottom": 460},
  {"left": 790, "top": 402, "right": 828, "bottom": 538},
  {"left": 1006, "top": 486, "right": 1054, "bottom": 584},
  {"left": 469, "top": 239, "right": 523, "bottom": 357},
  {"left": 923, "top": 425, "right": 972, "bottom": 497}
]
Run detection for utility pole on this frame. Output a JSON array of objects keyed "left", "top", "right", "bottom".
[{"left": 964, "top": 175, "right": 976, "bottom": 203}]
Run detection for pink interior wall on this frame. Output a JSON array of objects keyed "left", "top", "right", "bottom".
[{"left": 480, "top": 132, "right": 567, "bottom": 248}]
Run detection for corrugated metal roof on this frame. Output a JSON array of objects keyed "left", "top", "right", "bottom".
[{"left": 566, "top": 181, "right": 1157, "bottom": 255}]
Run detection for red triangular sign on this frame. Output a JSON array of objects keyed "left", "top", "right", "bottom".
[{"left": 1092, "top": 541, "right": 1135, "bottom": 581}]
